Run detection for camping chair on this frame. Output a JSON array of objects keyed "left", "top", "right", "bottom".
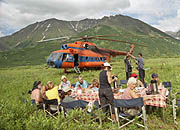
[
  {"left": 60, "top": 100, "right": 89, "bottom": 115},
  {"left": 120, "top": 80, "right": 128, "bottom": 89},
  {"left": 162, "top": 81, "right": 173, "bottom": 105},
  {"left": 162, "top": 81, "right": 172, "bottom": 96},
  {"left": 172, "top": 92, "right": 180, "bottom": 124},
  {"left": 42, "top": 98, "right": 60, "bottom": 119},
  {"left": 114, "top": 97, "right": 147, "bottom": 130},
  {"left": 90, "top": 100, "right": 114, "bottom": 125}
]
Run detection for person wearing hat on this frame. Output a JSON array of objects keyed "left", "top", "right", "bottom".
[
  {"left": 60, "top": 86, "right": 76, "bottom": 103},
  {"left": 151, "top": 73, "right": 162, "bottom": 86},
  {"left": 99, "top": 62, "right": 118, "bottom": 121},
  {"left": 130, "top": 73, "right": 145, "bottom": 88},
  {"left": 30, "top": 81, "right": 43, "bottom": 104},
  {"left": 59, "top": 75, "right": 71, "bottom": 90},
  {"left": 128, "top": 53, "right": 145, "bottom": 84}
]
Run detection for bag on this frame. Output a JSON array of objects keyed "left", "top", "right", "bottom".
[{"left": 124, "top": 108, "right": 140, "bottom": 116}]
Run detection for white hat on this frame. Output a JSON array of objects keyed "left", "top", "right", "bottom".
[
  {"left": 62, "top": 86, "right": 71, "bottom": 92},
  {"left": 103, "top": 62, "right": 112, "bottom": 70},
  {"left": 61, "top": 75, "right": 67, "bottom": 80}
]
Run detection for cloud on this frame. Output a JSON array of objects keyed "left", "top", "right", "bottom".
[
  {"left": 0, "top": 0, "right": 130, "bottom": 36},
  {"left": 120, "top": 0, "right": 180, "bottom": 32},
  {"left": 0, "top": 0, "right": 180, "bottom": 36},
  {"left": 0, "top": 31, "right": 3, "bottom": 37}
]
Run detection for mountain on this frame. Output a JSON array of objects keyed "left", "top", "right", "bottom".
[
  {"left": 0, "top": 14, "right": 180, "bottom": 67},
  {"left": 166, "top": 30, "right": 180, "bottom": 39}
]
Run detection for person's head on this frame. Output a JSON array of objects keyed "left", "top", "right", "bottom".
[
  {"left": 62, "top": 86, "right": 72, "bottom": 96},
  {"left": 127, "top": 77, "right": 137, "bottom": 90},
  {"left": 78, "top": 76, "right": 83, "bottom": 84},
  {"left": 61, "top": 75, "right": 67, "bottom": 83},
  {"left": 47, "top": 81, "right": 54, "bottom": 89},
  {"left": 138, "top": 53, "right": 142, "bottom": 58},
  {"left": 130, "top": 73, "right": 138, "bottom": 79},
  {"left": 103, "top": 62, "right": 112, "bottom": 71},
  {"left": 92, "top": 79, "right": 99, "bottom": 88},
  {"left": 33, "top": 81, "right": 42, "bottom": 89},
  {"left": 152, "top": 73, "right": 159, "bottom": 82}
]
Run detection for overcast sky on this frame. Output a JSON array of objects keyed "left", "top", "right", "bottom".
[{"left": 0, "top": 0, "right": 180, "bottom": 37}]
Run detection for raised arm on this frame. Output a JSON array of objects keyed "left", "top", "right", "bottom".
[
  {"left": 106, "top": 71, "right": 118, "bottom": 84},
  {"left": 128, "top": 53, "right": 136, "bottom": 59}
]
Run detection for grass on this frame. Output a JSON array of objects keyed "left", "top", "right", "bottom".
[{"left": 0, "top": 57, "right": 180, "bottom": 130}]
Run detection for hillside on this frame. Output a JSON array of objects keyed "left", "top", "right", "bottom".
[{"left": 0, "top": 14, "right": 180, "bottom": 68}]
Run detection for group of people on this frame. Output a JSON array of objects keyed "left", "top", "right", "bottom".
[
  {"left": 30, "top": 75, "right": 100, "bottom": 105},
  {"left": 30, "top": 52, "right": 162, "bottom": 122},
  {"left": 124, "top": 52, "right": 145, "bottom": 84}
]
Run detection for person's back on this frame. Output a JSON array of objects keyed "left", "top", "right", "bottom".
[
  {"left": 46, "top": 86, "right": 60, "bottom": 103},
  {"left": 31, "top": 88, "right": 42, "bottom": 104},
  {"left": 99, "top": 70, "right": 110, "bottom": 89}
]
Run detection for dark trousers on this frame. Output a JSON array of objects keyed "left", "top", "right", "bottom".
[
  {"left": 126, "top": 72, "right": 131, "bottom": 80},
  {"left": 99, "top": 88, "right": 115, "bottom": 114},
  {"left": 139, "top": 69, "right": 145, "bottom": 84}
]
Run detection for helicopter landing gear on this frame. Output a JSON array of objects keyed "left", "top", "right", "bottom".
[{"left": 74, "top": 66, "right": 81, "bottom": 74}]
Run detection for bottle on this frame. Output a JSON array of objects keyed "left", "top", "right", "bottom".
[
  {"left": 151, "top": 80, "right": 158, "bottom": 94},
  {"left": 77, "top": 84, "right": 82, "bottom": 94}
]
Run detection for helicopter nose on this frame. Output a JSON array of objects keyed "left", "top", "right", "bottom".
[{"left": 47, "top": 61, "right": 56, "bottom": 67}]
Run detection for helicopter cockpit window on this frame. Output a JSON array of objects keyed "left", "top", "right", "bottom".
[{"left": 49, "top": 53, "right": 58, "bottom": 61}]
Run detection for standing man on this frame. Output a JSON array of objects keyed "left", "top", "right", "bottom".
[
  {"left": 128, "top": 53, "right": 145, "bottom": 84},
  {"left": 124, "top": 55, "right": 132, "bottom": 80},
  {"left": 99, "top": 62, "right": 118, "bottom": 122}
]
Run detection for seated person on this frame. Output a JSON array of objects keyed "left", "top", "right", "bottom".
[
  {"left": 41, "top": 85, "right": 49, "bottom": 99},
  {"left": 60, "top": 86, "right": 76, "bottom": 103},
  {"left": 151, "top": 73, "right": 162, "bottom": 86},
  {"left": 122, "top": 77, "right": 153, "bottom": 100},
  {"left": 45, "top": 81, "right": 60, "bottom": 103},
  {"left": 88, "top": 79, "right": 99, "bottom": 91},
  {"left": 59, "top": 75, "right": 71, "bottom": 90},
  {"left": 30, "top": 81, "right": 43, "bottom": 104},
  {"left": 130, "top": 73, "right": 145, "bottom": 88},
  {"left": 75, "top": 75, "right": 88, "bottom": 89}
]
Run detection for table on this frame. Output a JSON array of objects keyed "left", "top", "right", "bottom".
[{"left": 71, "top": 86, "right": 168, "bottom": 108}]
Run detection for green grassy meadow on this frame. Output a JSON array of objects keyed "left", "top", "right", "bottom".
[{"left": 0, "top": 58, "right": 180, "bottom": 130}]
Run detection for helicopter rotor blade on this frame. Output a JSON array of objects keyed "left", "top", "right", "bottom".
[
  {"left": 36, "top": 36, "right": 71, "bottom": 43},
  {"left": 92, "top": 37, "right": 146, "bottom": 47}
]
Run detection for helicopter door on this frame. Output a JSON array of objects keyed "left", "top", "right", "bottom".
[{"left": 74, "top": 54, "right": 79, "bottom": 67}]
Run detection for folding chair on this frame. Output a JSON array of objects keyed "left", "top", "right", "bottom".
[
  {"left": 42, "top": 98, "right": 60, "bottom": 119},
  {"left": 114, "top": 97, "right": 147, "bottom": 130},
  {"left": 120, "top": 80, "right": 128, "bottom": 89},
  {"left": 162, "top": 81, "right": 172, "bottom": 96},
  {"left": 172, "top": 92, "right": 180, "bottom": 124},
  {"left": 162, "top": 82, "right": 173, "bottom": 105}
]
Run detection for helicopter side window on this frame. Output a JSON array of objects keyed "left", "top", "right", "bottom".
[
  {"left": 62, "top": 53, "right": 67, "bottom": 61},
  {"left": 86, "top": 57, "right": 89, "bottom": 61},
  {"left": 90, "top": 57, "right": 93, "bottom": 61},
  {"left": 57, "top": 53, "right": 62, "bottom": 61}
]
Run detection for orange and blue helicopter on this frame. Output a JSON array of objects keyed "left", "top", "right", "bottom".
[{"left": 38, "top": 35, "right": 143, "bottom": 73}]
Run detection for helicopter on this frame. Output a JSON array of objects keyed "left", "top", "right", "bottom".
[{"left": 38, "top": 35, "right": 144, "bottom": 73}]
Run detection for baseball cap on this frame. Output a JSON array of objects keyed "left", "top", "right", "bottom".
[
  {"left": 130, "top": 73, "right": 138, "bottom": 78},
  {"left": 152, "top": 73, "right": 158, "bottom": 78}
]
